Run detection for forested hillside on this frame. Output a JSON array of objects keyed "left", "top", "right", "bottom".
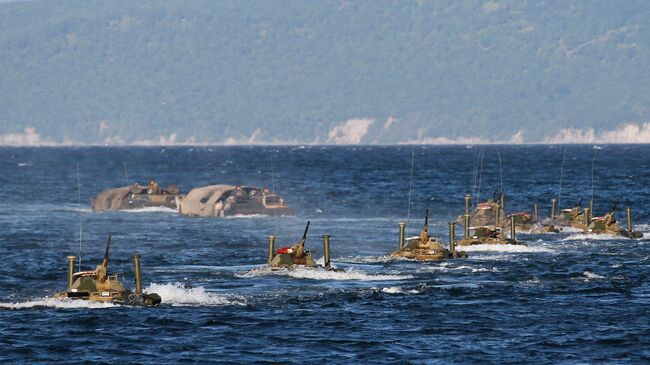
[{"left": 1, "top": 0, "right": 649, "bottom": 144}]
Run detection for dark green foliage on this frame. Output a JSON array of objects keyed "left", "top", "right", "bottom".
[{"left": 1, "top": 0, "right": 649, "bottom": 143}]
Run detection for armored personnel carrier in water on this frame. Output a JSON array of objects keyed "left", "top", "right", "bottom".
[
  {"left": 391, "top": 210, "right": 467, "bottom": 260},
  {"left": 91, "top": 179, "right": 180, "bottom": 212},
  {"left": 177, "top": 184, "right": 294, "bottom": 217},
  {"left": 266, "top": 221, "right": 340, "bottom": 270},
  {"left": 550, "top": 198, "right": 588, "bottom": 231},
  {"left": 460, "top": 192, "right": 548, "bottom": 233},
  {"left": 586, "top": 203, "right": 642, "bottom": 238},
  {"left": 457, "top": 193, "right": 522, "bottom": 246},
  {"left": 457, "top": 193, "right": 507, "bottom": 228},
  {"left": 53, "top": 235, "right": 161, "bottom": 306}
]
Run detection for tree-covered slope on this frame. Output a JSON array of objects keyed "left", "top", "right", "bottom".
[{"left": 1, "top": 0, "right": 649, "bottom": 144}]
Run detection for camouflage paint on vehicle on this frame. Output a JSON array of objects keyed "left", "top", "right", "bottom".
[
  {"left": 391, "top": 210, "right": 467, "bottom": 260},
  {"left": 91, "top": 180, "right": 180, "bottom": 212},
  {"left": 53, "top": 235, "right": 161, "bottom": 306}
]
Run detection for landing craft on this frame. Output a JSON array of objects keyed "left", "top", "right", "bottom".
[
  {"left": 53, "top": 235, "right": 161, "bottom": 306},
  {"left": 177, "top": 184, "right": 293, "bottom": 217},
  {"left": 91, "top": 179, "right": 180, "bottom": 212},
  {"left": 391, "top": 210, "right": 468, "bottom": 260},
  {"left": 266, "top": 221, "right": 342, "bottom": 271}
]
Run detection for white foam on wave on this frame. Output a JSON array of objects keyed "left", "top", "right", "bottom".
[
  {"left": 561, "top": 233, "right": 628, "bottom": 241},
  {"left": 581, "top": 271, "right": 606, "bottom": 280},
  {"left": 225, "top": 214, "right": 267, "bottom": 219},
  {"left": 452, "top": 265, "right": 499, "bottom": 273},
  {"left": 516, "top": 225, "right": 584, "bottom": 235},
  {"left": 18, "top": 162, "right": 33, "bottom": 167},
  {"left": 459, "top": 244, "right": 554, "bottom": 253},
  {"left": 320, "top": 217, "right": 399, "bottom": 223},
  {"left": 381, "top": 286, "right": 421, "bottom": 295},
  {"left": 67, "top": 206, "right": 92, "bottom": 213},
  {"left": 337, "top": 255, "right": 397, "bottom": 264},
  {"left": 635, "top": 223, "right": 650, "bottom": 230},
  {"left": 144, "top": 283, "right": 245, "bottom": 306},
  {"left": 555, "top": 226, "right": 585, "bottom": 233},
  {"left": 0, "top": 297, "right": 116, "bottom": 310},
  {"left": 124, "top": 207, "right": 178, "bottom": 213},
  {"left": 239, "top": 267, "right": 412, "bottom": 281},
  {"left": 225, "top": 214, "right": 295, "bottom": 219},
  {"left": 520, "top": 276, "right": 543, "bottom": 286},
  {"left": 417, "top": 262, "right": 500, "bottom": 273}
]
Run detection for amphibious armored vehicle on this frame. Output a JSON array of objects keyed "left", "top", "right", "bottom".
[
  {"left": 91, "top": 179, "right": 180, "bottom": 212},
  {"left": 54, "top": 235, "right": 161, "bottom": 306},
  {"left": 391, "top": 210, "right": 467, "bottom": 260},
  {"left": 266, "top": 221, "right": 340, "bottom": 270},
  {"left": 177, "top": 184, "right": 294, "bottom": 217},
  {"left": 458, "top": 193, "right": 508, "bottom": 228},
  {"left": 586, "top": 204, "right": 643, "bottom": 238},
  {"left": 550, "top": 198, "right": 588, "bottom": 231},
  {"left": 456, "top": 194, "right": 522, "bottom": 245}
]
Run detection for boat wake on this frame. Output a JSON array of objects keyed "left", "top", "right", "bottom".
[
  {"left": 335, "top": 255, "right": 398, "bottom": 264},
  {"left": 226, "top": 214, "right": 266, "bottom": 219},
  {"left": 458, "top": 244, "right": 554, "bottom": 253},
  {"left": 238, "top": 267, "right": 413, "bottom": 281},
  {"left": 0, "top": 297, "right": 116, "bottom": 310},
  {"left": 561, "top": 233, "right": 628, "bottom": 241},
  {"left": 416, "top": 262, "right": 500, "bottom": 273},
  {"left": 124, "top": 207, "right": 178, "bottom": 213},
  {"left": 66, "top": 206, "right": 92, "bottom": 213},
  {"left": 555, "top": 226, "right": 586, "bottom": 233},
  {"left": 144, "top": 283, "right": 246, "bottom": 306}
]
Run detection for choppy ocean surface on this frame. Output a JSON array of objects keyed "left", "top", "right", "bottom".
[{"left": 0, "top": 145, "right": 649, "bottom": 364}]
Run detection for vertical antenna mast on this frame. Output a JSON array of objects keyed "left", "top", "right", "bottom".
[
  {"left": 123, "top": 162, "right": 129, "bottom": 186},
  {"left": 591, "top": 148, "right": 597, "bottom": 203},
  {"left": 76, "top": 163, "right": 83, "bottom": 271},
  {"left": 558, "top": 145, "right": 568, "bottom": 212},
  {"left": 497, "top": 148, "right": 503, "bottom": 194},
  {"left": 471, "top": 149, "right": 480, "bottom": 210},
  {"left": 270, "top": 153, "right": 278, "bottom": 237},
  {"left": 406, "top": 150, "right": 415, "bottom": 233},
  {"left": 476, "top": 147, "right": 485, "bottom": 207}
]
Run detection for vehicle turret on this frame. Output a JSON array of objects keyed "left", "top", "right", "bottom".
[
  {"left": 54, "top": 235, "right": 161, "bottom": 306},
  {"left": 586, "top": 202, "right": 642, "bottom": 238},
  {"left": 91, "top": 180, "right": 181, "bottom": 212},
  {"left": 391, "top": 210, "right": 467, "bottom": 260},
  {"left": 267, "top": 221, "right": 341, "bottom": 270},
  {"left": 456, "top": 194, "right": 523, "bottom": 245}
]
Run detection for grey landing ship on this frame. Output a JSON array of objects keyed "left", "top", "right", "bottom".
[
  {"left": 177, "top": 184, "right": 294, "bottom": 217},
  {"left": 91, "top": 179, "right": 180, "bottom": 212},
  {"left": 391, "top": 210, "right": 468, "bottom": 260},
  {"left": 457, "top": 194, "right": 523, "bottom": 246},
  {"left": 267, "top": 221, "right": 341, "bottom": 271},
  {"left": 54, "top": 235, "right": 161, "bottom": 306}
]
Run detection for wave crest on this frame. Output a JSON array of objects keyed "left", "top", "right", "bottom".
[{"left": 144, "top": 283, "right": 246, "bottom": 306}]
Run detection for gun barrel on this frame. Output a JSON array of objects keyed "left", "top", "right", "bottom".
[
  {"left": 302, "top": 221, "right": 311, "bottom": 241},
  {"left": 102, "top": 235, "right": 112, "bottom": 269},
  {"left": 424, "top": 209, "right": 429, "bottom": 227}
]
